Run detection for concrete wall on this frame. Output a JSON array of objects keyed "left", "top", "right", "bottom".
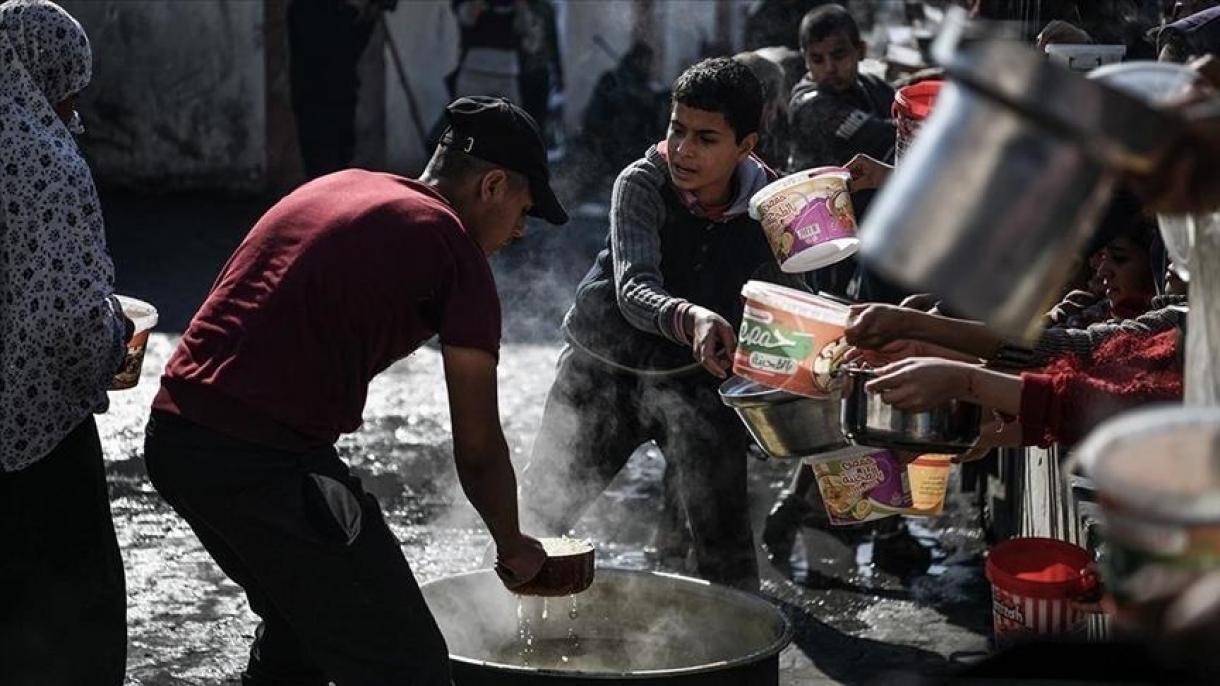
[
  {"left": 383, "top": 1, "right": 461, "bottom": 174},
  {"left": 658, "top": 1, "right": 720, "bottom": 87},
  {"left": 560, "top": 0, "right": 638, "bottom": 134},
  {"left": 63, "top": 1, "right": 266, "bottom": 192},
  {"left": 64, "top": 0, "right": 759, "bottom": 185},
  {"left": 383, "top": 0, "right": 754, "bottom": 172}
]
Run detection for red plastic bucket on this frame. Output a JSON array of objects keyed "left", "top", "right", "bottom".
[
  {"left": 984, "top": 537, "right": 1097, "bottom": 647},
  {"left": 893, "top": 80, "right": 943, "bottom": 161}
]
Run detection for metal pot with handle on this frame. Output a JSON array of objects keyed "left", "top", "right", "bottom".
[
  {"left": 859, "top": 9, "right": 1183, "bottom": 343},
  {"left": 719, "top": 376, "right": 847, "bottom": 459},
  {"left": 840, "top": 367, "right": 982, "bottom": 453}
]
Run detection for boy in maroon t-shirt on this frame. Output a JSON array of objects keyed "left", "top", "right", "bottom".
[{"left": 143, "top": 97, "right": 567, "bottom": 685}]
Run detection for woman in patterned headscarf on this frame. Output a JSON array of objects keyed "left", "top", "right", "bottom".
[{"left": 0, "top": 2, "right": 129, "bottom": 683}]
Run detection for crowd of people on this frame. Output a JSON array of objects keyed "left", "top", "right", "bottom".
[{"left": 4, "top": 0, "right": 1220, "bottom": 684}]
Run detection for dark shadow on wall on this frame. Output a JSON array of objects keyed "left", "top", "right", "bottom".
[{"left": 103, "top": 189, "right": 275, "bottom": 333}]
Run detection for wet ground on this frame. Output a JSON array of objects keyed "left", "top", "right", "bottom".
[{"left": 100, "top": 191, "right": 991, "bottom": 685}]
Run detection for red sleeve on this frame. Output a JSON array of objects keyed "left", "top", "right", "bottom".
[
  {"left": 1019, "top": 329, "right": 1180, "bottom": 444},
  {"left": 436, "top": 249, "right": 502, "bottom": 359},
  {"left": 1019, "top": 373, "right": 1057, "bottom": 447}
]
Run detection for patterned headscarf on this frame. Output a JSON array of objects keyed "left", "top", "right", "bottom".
[{"left": 1, "top": 0, "right": 126, "bottom": 472}]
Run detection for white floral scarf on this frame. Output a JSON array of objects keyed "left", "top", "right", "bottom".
[{"left": 0, "top": 0, "right": 125, "bottom": 472}]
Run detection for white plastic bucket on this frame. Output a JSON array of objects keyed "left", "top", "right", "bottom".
[
  {"left": 748, "top": 167, "right": 858, "bottom": 273},
  {"left": 1043, "top": 44, "right": 1126, "bottom": 72},
  {"left": 110, "top": 295, "right": 159, "bottom": 391},
  {"left": 732, "top": 281, "right": 849, "bottom": 398},
  {"left": 1076, "top": 407, "right": 1220, "bottom": 613}
]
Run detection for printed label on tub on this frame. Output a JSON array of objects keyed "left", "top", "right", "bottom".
[
  {"left": 754, "top": 174, "right": 856, "bottom": 268},
  {"left": 811, "top": 448, "right": 913, "bottom": 526},
  {"left": 734, "top": 303, "right": 847, "bottom": 398},
  {"left": 990, "top": 586, "right": 1086, "bottom": 647}
]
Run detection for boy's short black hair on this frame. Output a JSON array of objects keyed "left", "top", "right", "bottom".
[
  {"left": 671, "top": 57, "right": 764, "bottom": 141},
  {"left": 799, "top": 4, "right": 862, "bottom": 50}
]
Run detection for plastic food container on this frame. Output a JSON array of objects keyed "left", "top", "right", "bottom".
[
  {"left": 985, "top": 537, "right": 1098, "bottom": 647},
  {"left": 748, "top": 167, "right": 858, "bottom": 273},
  {"left": 110, "top": 295, "right": 159, "bottom": 391},
  {"left": 809, "top": 445, "right": 913, "bottom": 526},
  {"left": 732, "top": 281, "right": 849, "bottom": 398},
  {"left": 1043, "top": 44, "right": 1126, "bottom": 72},
  {"left": 1076, "top": 407, "right": 1220, "bottom": 612},
  {"left": 906, "top": 454, "right": 953, "bottom": 515},
  {"left": 893, "top": 80, "right": 943, "bottom": 162}
]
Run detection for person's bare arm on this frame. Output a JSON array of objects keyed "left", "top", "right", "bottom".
[
  {"left": 864, "top": 357, "right": 1023, "bottom": 415},
  {"left": 847, "top": 304, "right": 1005, "bottom": 359},
  {"left": 843, "top": 338, "right": 981, "bottom": 366},
  {"left": 442, "top": 345, "right": 544, "bottom": 587}
]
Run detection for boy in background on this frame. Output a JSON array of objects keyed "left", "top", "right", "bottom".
[{"left": 788, "top": 3, "right": 894, "bottom": 172}]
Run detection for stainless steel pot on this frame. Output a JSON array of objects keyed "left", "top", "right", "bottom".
[
  {"left": 840, "top": 368, "right": 982, "bottom": 453},
  {"left": 719, "top": 376, "right": 847, "bottom": 459},
  {"left": 859, "top": 10, "right": 1182, "bottom": 343},
  {"left": 421, "top": 568, "right": 792, "bottom": 685}
]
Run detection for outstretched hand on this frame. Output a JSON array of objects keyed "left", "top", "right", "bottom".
[
  {"left": 845, "top": 153, "right": 893, "bottom": 192},
  {"left": 494, "top": 533, "right": 547, "bottom": 590},
  {"left": 687, "top": 306, "right": 736, "bottom": 379},
  {"left": 845, "top": 303, "right": 918, "bottom": 350},
  {"left": 864, "top": 358, "right": 975, "bottom": 412}
]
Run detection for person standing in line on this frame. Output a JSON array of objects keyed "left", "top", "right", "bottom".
[
  {"left": 288, "top": 0, "right": 396, "bottom": 179},
  {"left": 515, "top": 0, "right": 563, "bottom": 137},
  {"left": 0, "top": 2, "right": 132, "bottom": 684}
]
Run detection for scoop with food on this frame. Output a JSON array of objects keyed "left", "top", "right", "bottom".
[{"left": 511, "top": 537, "right": 595, "bottom": 597}]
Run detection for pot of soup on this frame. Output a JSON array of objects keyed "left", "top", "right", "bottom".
[{"left": 421, "top": 568, "right": 792, "bottom": 685}]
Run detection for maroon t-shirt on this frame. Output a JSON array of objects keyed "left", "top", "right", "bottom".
[{"left": 153, "top": 170, "right": 500, "bottom": 448}]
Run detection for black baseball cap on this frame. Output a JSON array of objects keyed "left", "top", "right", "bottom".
[{"left": 439, "top": 96, "right": 569, "bottom": 226}]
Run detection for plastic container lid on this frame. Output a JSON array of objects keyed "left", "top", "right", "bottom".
[
  {"left": 911, "top": 454, "right": 953, "bottom": 467},
  {"left": 781, "top": 238, "right": 860, "bottom": 274},
  {"left": 1090, "top": 61, "right": 1204, "bottom": 105},
  {"left": 114, "top": 295, "right": 159, "bottom": 332},
  {"left": 741, "top": 281, "right": 849, "bottom": 325},
  {"left": 747, "top": 167, "right": 850, "bottom": 222},
  {"left": 1075, "top": 406, "right": 1220, "bottom": 524},
  {"left": 985, "top": 537, "right": 1093, "bottom": 599},
  {"left": 893, "top": 80, "right": 944, "bottom": 120}
]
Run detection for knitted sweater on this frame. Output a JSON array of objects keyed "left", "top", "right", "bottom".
[
  {"left": 1019, "top": 329, "right": 1183, "bottom": 448},
  {"left": 994, "top": 295, "right": 1188, "bottom": 370}
]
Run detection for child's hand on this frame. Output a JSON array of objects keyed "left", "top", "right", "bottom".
[{"left": 845, "top": 153, "right": 893, "bottom": 192}]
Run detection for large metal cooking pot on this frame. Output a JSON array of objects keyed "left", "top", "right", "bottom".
[
  {"left": 840, "top": 368, "right": 982, "bottom": 453},
  {"left": 859, "top": 10, "right": 1182, "bottom": 343},
  {"left": 719, "top": 376, "right": 847, "bottom": 458},
  {"left": 421, "top": 568, "right": 792, "bottom": 685}
]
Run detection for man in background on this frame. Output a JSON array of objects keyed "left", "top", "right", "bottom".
[{"left": 288, "top": 0, "right": 395, "bottom": 178}]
